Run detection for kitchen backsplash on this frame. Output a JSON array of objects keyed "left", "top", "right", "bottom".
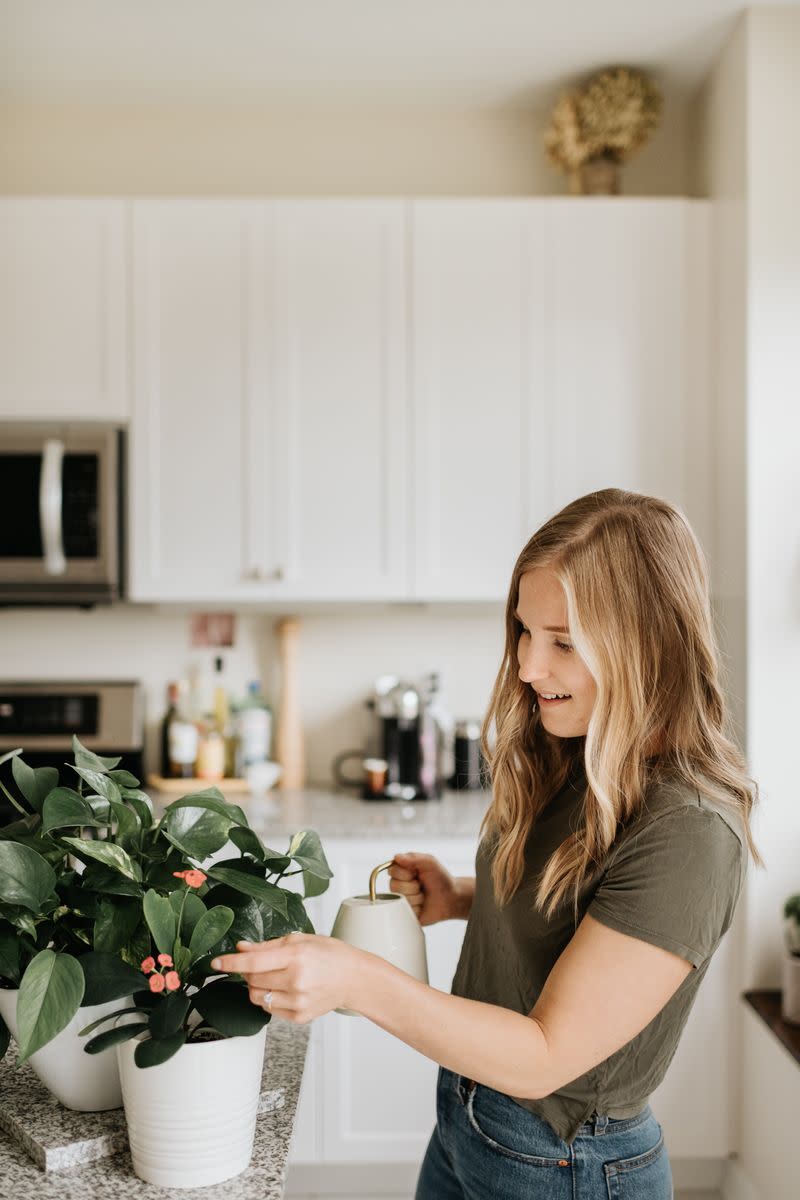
[{"left": 0, "top": 604, "right": 504, "bottom": 785}]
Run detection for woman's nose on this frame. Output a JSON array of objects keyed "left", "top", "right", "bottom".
[{"left": 518, "top": 638, "right": 551, "bottom": 684}]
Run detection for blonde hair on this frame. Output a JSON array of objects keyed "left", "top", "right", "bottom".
[{"left": 480, "top": 488, "right": 763, "bottom": 923}]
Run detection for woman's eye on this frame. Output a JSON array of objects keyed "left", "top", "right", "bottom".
[{"left": 555, "top": 640, "right": 573, "bottom": 652}]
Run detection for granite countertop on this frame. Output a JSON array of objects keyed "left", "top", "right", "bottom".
[
  {"left": 0, "top": 1018, "right": 309, "bottom": 1200},
  {"left": 150, "top": 785, "right": 492, "bottom": 839}
]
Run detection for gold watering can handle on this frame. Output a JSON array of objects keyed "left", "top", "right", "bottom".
[{"left": 369, "top": 860, "right": 396, "bottom": 902}]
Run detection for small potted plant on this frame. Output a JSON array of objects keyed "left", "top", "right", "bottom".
[{"left": 782, "top": 892, "right": 800, "bottom": 1025}]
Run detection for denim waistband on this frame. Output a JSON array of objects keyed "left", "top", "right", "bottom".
[{"left": 453, "top": 1074, "right": 649, "bottom": 1137}]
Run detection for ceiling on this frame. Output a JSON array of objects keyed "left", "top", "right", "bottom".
[{"left": 1, "top": 0, "right": 796, "bottom": 109}]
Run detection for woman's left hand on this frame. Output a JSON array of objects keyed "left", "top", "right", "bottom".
[{"left": 210, "top": 933, "right": 363, "bottom": 1023}]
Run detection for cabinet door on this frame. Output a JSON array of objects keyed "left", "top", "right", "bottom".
[
  {"left": 411, "top": 202, "right": 549, "bottom": 600},
  {"left": 0, "top": 199, "right": 127, "bottom": 420},
  {"left": 271, "top": 201, "right": 408, "bottom": 599},
  {"left": 128, "top": 200, "right": 284, "bottom": 602},
  {"left": 541, "top": 200, "right": 713, "bottom": 551},
  {"left": 318, "top": 836, "right": 477, "bottom": 1164}
]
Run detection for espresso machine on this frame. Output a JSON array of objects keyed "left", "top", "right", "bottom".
[{"left": 334, "top": 673, "right": 452, "bottom": 801}]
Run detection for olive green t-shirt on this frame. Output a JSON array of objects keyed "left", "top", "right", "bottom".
[{"left": 450, "top": 766, "right": 747, "bottom": 1146}]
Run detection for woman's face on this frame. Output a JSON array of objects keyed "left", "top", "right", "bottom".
[{"left": 515, "top": 567, "right": 597, "bottom": 737}]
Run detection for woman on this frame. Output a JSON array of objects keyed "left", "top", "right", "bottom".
[{"left": 212, "top": 489, "right": 762, "bottom": 1199}]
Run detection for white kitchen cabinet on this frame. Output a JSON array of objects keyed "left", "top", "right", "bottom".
[
  {"left": 410, "top": 201, "right": 549, "bottom": 600},
  {"left": 541, "top": 200, "right": 713, "bottom": 556},
  {"left": 286, "top": 835, "right": 478, "bottom": 1170},
  {"left": 0, "top": 199, "right": 128, "bottom": 421},
  {"left": 128, "top": 199, "right": 408, "bottom": 602}
]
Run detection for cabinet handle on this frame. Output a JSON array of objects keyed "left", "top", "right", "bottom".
[{"left": 242, "top": 567, "right": 284, "bottom": 582}]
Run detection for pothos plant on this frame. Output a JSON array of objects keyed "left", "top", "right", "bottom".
[
  {"left": 0, "top": 737, "right": 332, "bottom": 1068},
  {"left": 784, "top": 893, "right": 800, "bottom": 958}
]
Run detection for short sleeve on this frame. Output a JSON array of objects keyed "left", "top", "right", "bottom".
[{"left": 586, "top": 806, "right": 744, "bottom": 968}]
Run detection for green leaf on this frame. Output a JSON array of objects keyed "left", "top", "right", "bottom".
[
  {"left": 204, "top": 890, "right": 265, "bottom": 949},
  {"left": 42, "top": 788, "right": 102, "bottom": 833},
  {"left": 0, "top": 1013, "right": 9, "bottom": 1061},
  {"left": 79, "top": 1004, "right": 143, "bottom": 1037},
  {"left": 80, "top": 951, "right": 145, "bottom": 1005},
  {"left": 80, "top": 867, "right": 143, "bottom": 898},
  {"left": 229, "top": 826, "right": 269, "bottom": 862},
  {"left": 122, "top": 793, "right": 154, "bottom": 829},
  {"left": 0, "top": 811, "right": 42, "bottom": 842},
  {"left": 17, "top": 950, "right": 85, "bottom": 1063},
  {"left": 257, "top": 889, "right": 315, "bottom": 940},
  {"left": 143, "top": 890, "right": 177, "bottom": 956},
  {"left": 85, "top": 1021, "right": 148, "bottom": 1054},
  {"left": 0, "top": 841, "right": 58, "bottom": 911},
  {"left": 0, "top": 748, "right": 23, "bottom": 768},
  {"left": 149, "top": 991, "right": 191, "bottom": 1039},
  {"left": 191, "top": 978, "right": 270, "bottom": 1037},
  {"left": 72, "top": 735, "right": 121, "bottom": 772},
  {"left": 288, "top": 829, "right": 333, "bottom": 882},
  {"left": 162, "top": 805, "right": 235, "bottom": 860},
  {"left": 121, "top": 921, "right": 152, "bottom": 969},
  {"left": 1, "top": 904, "right": 38, "bottom": 940},
  {"left": 189, "top": 906, "right": 234, "bottom": 963},
  {"left": 168, "top": 889, "right": 206, "bottom": 941},
  {"left": 107, "top": 770, "right": 141, "bottom": 789},
  {"left": 70, "top": 767, "right": 122, "bottom": 805},
  {"left": 108, "top": 800, "right": 140, "bottom": 847},
  {"left": 11, "top": 758, "right": 59, "bottom": 814},
  {"left": 61, "top": 838, "right": 140, "bottom": 881},
  {"left": 205, "top": 866, "right": 288, "bottom": 917},
  {"left": 0, "top": 926, "right": 21, "bottom": 984},
  {"left": 93, "top": 898, "right": 141, "bottom": 954},
  {"left": 134, "top": 1029, "right": 186, "bottom": 1067},
  {"left": 165, "top": 789, "right": 249, "bottom": 828}
]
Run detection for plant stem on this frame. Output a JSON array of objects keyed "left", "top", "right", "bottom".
[
  {"left": 0, "top": 778, "right": 27, "bottom": 815},
  {"left": 177, "top": 885, "right": 190, "bottom": 945}
]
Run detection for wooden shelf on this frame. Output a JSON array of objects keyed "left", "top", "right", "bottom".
[
  {"left": 742, "top": 990, "right": 800, "bottom": 1067},
  {"left": 147, "top": 773, "right": 252, "bottom": 794}
]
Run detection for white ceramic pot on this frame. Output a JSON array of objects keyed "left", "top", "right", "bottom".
[
  {"left": 0, "top": 988, "right": 128, "bottom": 1110},
  {"left": 781, "top": 954, "right": 800, "bottom": 1025},
  {"left": 117, "top": 1024, "right": 268, "bottom": 1188}
]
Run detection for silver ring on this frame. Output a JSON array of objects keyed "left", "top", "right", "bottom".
[{"left": 263, "top": 990, "right": 273, "bottom": 1011}]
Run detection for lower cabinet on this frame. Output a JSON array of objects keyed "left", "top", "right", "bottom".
[{"left": 286, "top": 836, "right": 478, "bottom": 1170}]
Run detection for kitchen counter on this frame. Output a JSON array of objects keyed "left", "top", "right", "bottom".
[
  {"left": 150, "top": 785, "right": 492, "bottom": 839},
  {"left": 0, "top": 1018, "right": 309, "bottom": 1200}
]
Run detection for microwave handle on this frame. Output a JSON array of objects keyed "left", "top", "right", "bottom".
[{"left": 40, "top": 439, "right": 67, "bottom": 575}]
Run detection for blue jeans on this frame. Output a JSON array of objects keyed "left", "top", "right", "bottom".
[{"left": 415, "top": 1068, "right": 673, "bottom": 1200}]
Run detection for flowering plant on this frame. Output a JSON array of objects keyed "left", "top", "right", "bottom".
[{"left": 0, "top": 738, "right": 332, "bottom": 1068}]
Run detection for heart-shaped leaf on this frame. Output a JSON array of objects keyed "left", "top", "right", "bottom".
[
  {"left": 205, "top": 866, "right": 288, "bottom": 917},
  {"left": 108, "top": 800, "right": 140, "bottom": 847},
  {"left": 72, "top": 736, "right": 121, "bottom": 773},
  {"left": 10, "top": 759, "right": 59, "bottom": 814},
  {"left": 143, "top": 890, "right": 177, "bottom": 956},
  {"left": 122, "top": 793, "right": 154, "bottom": 829},
  {"left": 288, "top": 829, "right": 333, "bottom": 881},
  {"left": 42, "top": 788, "right": 103, "bottom": 833},
  {"left": 85, "top": 1021, "right": 148, "bottom": 1054},
  {"left": 164, "top": 789, "right": 249, "bottom": 829},
  {"left": 80, "top": 867, "right": 143, "bottom": 898},
  {"left": 17, "top": 949, "right": 85, "bottom": 1063},
  {"left": 162, "top": 806, "right": 234, "bottom": 860},
  {"left": 61, "top": 838, "right": 141, "bottom": 882},
  {"left": 0, "top": 842, "right": 57, "bottom": 911},
  {"left": 188, "top": 906, "right": 234, "bottom": 962},
  {"left": 70, "top": 768, "right": 122, "bottom": 805},
  {"left": 191, "top": 978, "right": 270, "bottom": 1037},
  {"left": 134, "top": 1029, "right": 186, "bottom": 1068},
  {"left": 107, "top": 770, "right": 141, "bottom": 789},
  {"left": 229, "top": 826, "right": 270, "bottom": 862},
  {"left": 80, "top": 951, "right": 145, "bottom": 1006}
]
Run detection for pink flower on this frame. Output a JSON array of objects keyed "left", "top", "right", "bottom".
[
  {"left": 157, "top": 953, "right": 173, "bottom": 967},
  {"left": 148, "top": 973, "right": 166, "bottom": 994},
  {"left": 183, "top": 869, "right": 207, "bottom": 888},
  {"left": 140, "top": 956, "right": 156, "bottom": 974},
  {"left": 164, "top": 971, "right": 181, "bottom": 992},
  {"left": 172, "top": 870, "right": 188, "bottom": 881}
]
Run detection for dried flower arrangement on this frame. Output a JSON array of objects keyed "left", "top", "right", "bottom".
[{"left": 544, "top": 67, "right": 663, "bottom": 195}]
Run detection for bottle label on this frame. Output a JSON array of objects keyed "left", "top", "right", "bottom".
[{"left": 169, "top": 721, "right": 199, "bottom": 766}]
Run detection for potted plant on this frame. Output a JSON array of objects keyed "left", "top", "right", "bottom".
[
  {"left": 0, "top": 736, "right": 333, "bottom": 1155},
  {"left": 782, "top": 892, "right": 800, "bottom": 1025}
]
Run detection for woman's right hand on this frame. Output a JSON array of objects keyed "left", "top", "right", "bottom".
[{"left": 388, "top": 852, "right": 463, "bottom": 926}]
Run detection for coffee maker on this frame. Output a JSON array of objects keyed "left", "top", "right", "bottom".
[{"left": 334, "top": 673, "right": 452, "bottom": 801}]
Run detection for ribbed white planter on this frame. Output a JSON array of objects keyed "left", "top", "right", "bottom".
[
  {"left": 0, "top": 988, "right": 128, "bottom": 1110},
  {"left": 117, "top": 1024, "right": 268, "bottom": 1188}
]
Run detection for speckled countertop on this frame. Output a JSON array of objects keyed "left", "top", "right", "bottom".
[
  {"left": 150, "top": 785, "right": 492, "bottom": 840},
  {"left": 0, "top": 1019, "right": 309, "bottom": 1200}
]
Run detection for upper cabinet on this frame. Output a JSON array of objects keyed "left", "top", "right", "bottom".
[
  {"left": 127, "top": 200, "right": 408, "bottom": 602},
  {"left": 0, "top": 199, "right": 128, "bottom": 421}
]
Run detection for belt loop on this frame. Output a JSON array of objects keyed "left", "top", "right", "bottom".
[{"left": 593, "top": 1113, "right": 609, "bottom": 1136}]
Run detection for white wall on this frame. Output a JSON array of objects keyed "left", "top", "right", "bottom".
[
  {"left": 0, "top": 602, "right": 504, "bottom": 786},
  {"left": 0, "top": 97, "right": 690, "bottom": 196}
]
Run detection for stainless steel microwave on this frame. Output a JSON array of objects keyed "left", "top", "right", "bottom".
[{"left": 0, "top": 423, "right": 125, "bottom": 606}]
